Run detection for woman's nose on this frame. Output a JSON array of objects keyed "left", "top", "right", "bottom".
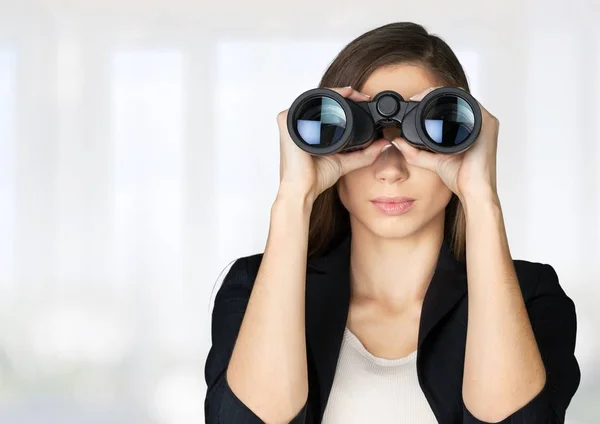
[{"left": 374, "top": 146, "right": 409, "bottom": 183}]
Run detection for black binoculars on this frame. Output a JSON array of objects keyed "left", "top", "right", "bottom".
[{"left": 287, "top": 87, "right": 482, "bottom": 155}]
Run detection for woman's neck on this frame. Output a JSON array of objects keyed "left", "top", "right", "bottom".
[{"left": 348, "top": 217, "right": 445, "bottom": 311}]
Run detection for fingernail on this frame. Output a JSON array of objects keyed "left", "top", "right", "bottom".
[
  {"left": 359, "top": 92, "right": 371, "bottom": 99},
  {"left": 344, "top": 85, "right": 352, "bottom": 89},
  {"left": 391, "top": 141, "right": 402, "bottom": 150},
  {"left": 381, "top": 143, "right": 392, "bottom": 153}
]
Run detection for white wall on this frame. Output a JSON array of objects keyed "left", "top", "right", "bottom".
[{"left": 0, "top": 0, "right": 598, "bottom": 423}]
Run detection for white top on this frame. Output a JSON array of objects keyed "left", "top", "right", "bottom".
[{"left": 321, "top": 326, "right": 438, "bottom": 424}]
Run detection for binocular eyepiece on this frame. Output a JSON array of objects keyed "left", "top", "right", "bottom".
[{"left": 287, "top": 87, "right": 482, "bottom": 155}]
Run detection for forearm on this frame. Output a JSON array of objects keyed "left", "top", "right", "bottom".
[
  {"left": 226, "top": 190, "right": 312, "bottom": 423},
  {"left": 461, "top": 192, "right": 546, "bottom": 422}
]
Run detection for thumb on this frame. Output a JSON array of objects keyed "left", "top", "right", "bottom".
[
  {"left": 336, "top": 139, "right": 391, "bottom": 175},
  {"left": 392, "top": 138, "right": 440, "bottom": 172}
]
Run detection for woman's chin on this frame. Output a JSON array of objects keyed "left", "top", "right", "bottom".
[{"left": 362, "top": 218, "right": 420, "bottom": 240}]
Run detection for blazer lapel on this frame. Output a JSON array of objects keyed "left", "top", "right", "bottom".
[
  {"left": 417, "top": 237, "right": 468, "bottom": 349},
  {"left": 305, "top": 235, "right": 351, "bottom": 422},
  {"left": 305, "top": 234, "right": 467, "bottom": 422}
]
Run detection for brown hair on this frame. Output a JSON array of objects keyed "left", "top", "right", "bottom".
[{"left": 307, "top": 22, "right": 469, "bottom": 261}]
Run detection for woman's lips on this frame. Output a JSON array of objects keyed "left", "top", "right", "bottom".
[{"left": 370, "top": 198, "right": 415, "bottom": 215}]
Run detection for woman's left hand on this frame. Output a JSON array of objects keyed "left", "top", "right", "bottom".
[{"left": 391, "top": 86, "right": 499, "bottom": 202}]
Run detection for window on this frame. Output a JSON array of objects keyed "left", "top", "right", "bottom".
[{"left": 0, "top": 48, "right": 15, "bottom": 289}]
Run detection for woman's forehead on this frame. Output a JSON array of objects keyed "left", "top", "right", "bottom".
[{"left": 361, "top": 64, "right": 440, "bottom": 100}]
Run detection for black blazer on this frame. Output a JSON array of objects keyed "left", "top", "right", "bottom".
[{"left": 204, "top": 235, "right": 580, "bottom": 423}]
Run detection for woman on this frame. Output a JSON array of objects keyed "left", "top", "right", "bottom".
[{"left": 204, "top": 22, "right": 580, "bottom": 424}]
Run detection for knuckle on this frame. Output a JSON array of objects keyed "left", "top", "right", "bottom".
[
  {"left": 484, "top": 112, "right": 498, "bottom": 126},
  {"left": 277, "top": 109, "right": 288, "bottom": 122}
]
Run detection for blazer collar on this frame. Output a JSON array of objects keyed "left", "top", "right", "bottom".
[{"left": 305, "top": 233, "right": 467, "bottom": 421}]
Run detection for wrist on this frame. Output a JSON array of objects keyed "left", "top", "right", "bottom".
[
  {"left": 458, "top": 184, "right": 498, "bottom": 206},
  {"left": 276, "top": 182, "right": 316, "bottom": 206},
  {"left": 461, "top": 189, "right": 502, "bottom": 221},
  {"left": 273, "top": 185, "right": 315, "bottom": 217}
]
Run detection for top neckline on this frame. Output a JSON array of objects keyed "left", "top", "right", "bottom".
[{"left": 343, "top": 326, "right": 418, "bottom": 367}]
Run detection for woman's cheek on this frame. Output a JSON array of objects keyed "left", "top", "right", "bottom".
[{"left": 337, "top": 174, "right": 363, "bottom": 209}]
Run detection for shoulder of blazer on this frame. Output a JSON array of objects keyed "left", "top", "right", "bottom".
[
  {"left": 215, "top": 253, "right": 263, "bottom": 302},
  {"left": 221, "top": 253, "right": 264, "bottom": 290},
  {"left": 512, "top": 259, "right": 564, "bottom": 302},
  {"left": 241, "top": 253, "right": 264, "bottom": 276}
]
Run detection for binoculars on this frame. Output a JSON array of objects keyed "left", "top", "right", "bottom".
[{"left": 287, "top": 87, "right": 482, "bottom": 155}]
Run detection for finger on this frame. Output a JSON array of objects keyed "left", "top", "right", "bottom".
[
  {"left": 276, "top": 108, "right": 288, "bottom": 129},
  {"left": 276, "top": 109, "right": 296, "bottom": 147},
  {"left": 391, "top": 138, "right": 440, "bottom": 172},
  {"left": 336, "top": 139, "right": 390, "bottom": 175},
  {"left": 479, "top": 102, "right": 497, "bottom": 124},
  {"left": 408, "top": 86, "right": 443, "bottom": 102},
  {"left": 329, "top": 86, "right": 371, "bottom": 103}
]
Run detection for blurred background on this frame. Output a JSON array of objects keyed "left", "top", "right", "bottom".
[{"left": 0, "top": 0, "right": 598, "bottom": 423}]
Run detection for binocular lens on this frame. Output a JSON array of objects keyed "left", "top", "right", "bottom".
[
  {"left": 422, "top": 96, "right": 475, "bottom": 147},
  {"left": 294, "top": 96, "right": 347, "bottom": 147}
]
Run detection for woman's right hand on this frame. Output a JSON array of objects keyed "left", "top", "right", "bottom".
[{"left": 276, "top": 86, "right": 391, "bottom": 204}]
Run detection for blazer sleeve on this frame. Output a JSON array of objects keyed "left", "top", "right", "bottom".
[
  {"left": 462, "top": 263, "right": 581, "bottom": 424},
  {"left": 204, "top": 257, "right": 309, "bottom": 424}
]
